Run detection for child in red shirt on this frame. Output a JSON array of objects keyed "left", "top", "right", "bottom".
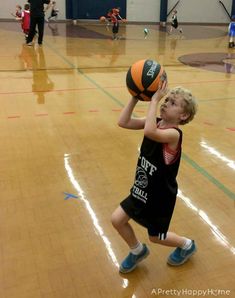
[{"left": 16, "top": 4, "right": 31, "bottom": 39}]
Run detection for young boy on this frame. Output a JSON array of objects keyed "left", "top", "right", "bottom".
[
  {"left": 168, "top": 10, "right": 183, "bottom": 34},
  {"left": 16, "top": 3, "right": 30, "bottom": 40},
  {"left": 111, "top": 82, "right": 197, "bottom": 273}
]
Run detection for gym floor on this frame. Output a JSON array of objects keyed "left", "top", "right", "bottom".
[{"left": 0, "top": 20, "right": 234, "bottom": 298}]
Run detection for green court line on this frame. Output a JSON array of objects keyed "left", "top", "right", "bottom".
[
  {"left": 45, "top": 43, "right": 125, "bottom": 107},
  {"left": 46, "top": 44, "right": 235, "bottom": 201},
  {"left": 77, "top": 68, "right": 126, "bottom": 107},
  {"left": 182, "top": 153, "right": 235, "bottom": 200}
]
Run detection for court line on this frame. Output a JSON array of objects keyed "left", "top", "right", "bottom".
[
  {"left": 43, "top": 43, "right": 235, "bottom": 201},
  {"left": 1, "top": 84, "right": 235, "bottom": 103},
  {"left": 182, "top": 154, "right": 235, "bottom": 201}
]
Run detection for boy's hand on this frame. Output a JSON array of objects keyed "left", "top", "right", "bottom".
[{"left": 151, "top": 81, "right": 168, "bottom": 102}]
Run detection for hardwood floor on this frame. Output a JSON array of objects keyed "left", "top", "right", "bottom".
[{"left": 0, "top": 20, "right": 234, "bottom": 298}]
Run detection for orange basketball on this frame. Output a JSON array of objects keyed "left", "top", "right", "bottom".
[
  {"left": 126, "top": 59, "right": 167, "bottom": 101},
  {"left": 99, "top": 16, "right": 106, "bottom": 22}
]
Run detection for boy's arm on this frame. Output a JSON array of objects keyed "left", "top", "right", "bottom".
[{"left": 118, "top": 97, "right": 145, "bottom": 130}]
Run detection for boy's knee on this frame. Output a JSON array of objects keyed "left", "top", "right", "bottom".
[
  {"left": 111, "top": 211, "right": 126, "bottom": 230},
  {"left": 110, "top": 212, "right": 119, "bottom": 229},
  {"left": 111, "top": 206, "right": 128, "bottom": 229}
]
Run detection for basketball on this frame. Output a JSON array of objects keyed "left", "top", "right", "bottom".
[
  {"left": 126, "top": 59, "right": 167, "bottom": 101},
  {"left": 99, "top": 16, "right": 106, "bottom": 22}
]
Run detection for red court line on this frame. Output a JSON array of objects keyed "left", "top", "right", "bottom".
[
  {"left": 35, "top": 114, "right": 48, "bottom": 117},
  {"left": 203, "top": 121, "right": 214, "bottom": 126},
  {"left": 4, "top": 112, "right": 235, "bottom": 134},
  {"left": 1, "top": 77, "right": 235, "bottom": 96},
  {"left": 7, "top": 115, "right": 20, "bottom": 119},
  {"left": 0, "top": 87, "right": 99, "bottom": 96}
]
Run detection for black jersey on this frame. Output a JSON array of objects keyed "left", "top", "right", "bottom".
[
  {"left": 28, "top": 0, "right": 50, "bottom": 17},
  {"left": 171, "top": 15, "right": 178, "bottom": 29},
  {"left": 121, "top": 124, "right": 182, "bottom": 237},
  {"left": 131, "top": 129, "right": 182, "bottom": 210}
]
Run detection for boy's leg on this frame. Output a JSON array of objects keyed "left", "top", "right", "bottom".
[
  {"left": 111, "top": 206, "right": 138, "bottom": 248},
  {"left": 149, "top": 231, "right": 186, "bottom": 247},
  {"left": 149, "top": 232, "right": 196, "bottom": 266},
  {"left": 228, "top": 36, "right": 235, "bottom": 48},
  {"left": 168, "top": 25, "right": 173, "bottom": 34},
  {"left": 111, "top": 206, "right": 149, "bottom": 273}
]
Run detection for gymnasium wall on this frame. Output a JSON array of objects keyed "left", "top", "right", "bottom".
[
  {"left": 126, "top": 0, "right": 232, "bottom": 23},
  {"left": 66, "top": 0, "right": 126, "bottom": 20},
  {"left": 0, "top": 0, "right": 233, "bottom": 24},
  {"left": 0, "top": 0, "right": 66, "bottom": 20}
]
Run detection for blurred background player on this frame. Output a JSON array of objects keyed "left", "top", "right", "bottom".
[
  {"left": 228, "top": 15, "right": 235, "bottom": 48},
  {"left": 16, "top": 3, "right": 30, "bottom": 40},
  {"left": 47, "top": 1, "right": 59, "bottom": 22},
  {"left": 11, "top": 4, "right": 22, "bottom": 18},
  {"left": 168, "top": 10, "right": 182, "bottom": 34}
]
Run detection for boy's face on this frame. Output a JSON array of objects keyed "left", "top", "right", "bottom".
[{"left": 160, "top": 94, "right": 188, "bottom": 123}]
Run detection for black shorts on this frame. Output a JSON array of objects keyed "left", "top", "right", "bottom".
[
  {"left": 120, "top": 194, "right": 174, "bottom": 239},
  {"left": 112, "top": 22, "right": 119, "bottom": 34}
]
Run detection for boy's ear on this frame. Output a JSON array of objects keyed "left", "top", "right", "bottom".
[{"left": 180, "top": 113, "right": 189, "bottom": 121}]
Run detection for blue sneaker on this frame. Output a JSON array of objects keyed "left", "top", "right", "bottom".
[
  {"left": 167, "top": 240, "right": 196, "bottom": 266},
  {"left": 119, "top": 244, "right": 150, "bottom": 273}
]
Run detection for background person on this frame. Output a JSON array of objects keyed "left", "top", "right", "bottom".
[{"left": 26, "top": 0, "right": 50, "bottom": 46}]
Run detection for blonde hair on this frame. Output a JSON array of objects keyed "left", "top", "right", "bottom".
[{"left": 170, "top": 86, "right": 198, "bottom": 125}]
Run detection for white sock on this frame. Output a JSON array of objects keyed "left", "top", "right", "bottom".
[
  {"left": 131, "top": 242, "right": 143, "bottom": 255},
  {"left": 181, "top": 238, "right": 192, "bottom": 250}
]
